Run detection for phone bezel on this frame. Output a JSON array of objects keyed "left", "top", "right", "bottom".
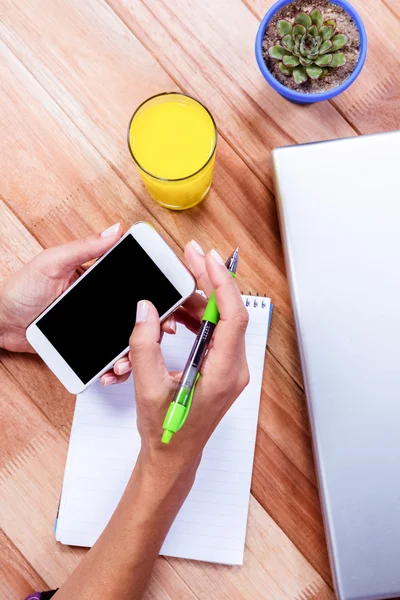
[{"left": 26, "top": 222, "right": 196, "bottom": 394}]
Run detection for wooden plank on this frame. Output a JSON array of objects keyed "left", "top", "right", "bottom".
[
  {"left": 380, "top": 0, "right": 400, "bottom": 20},
  {"left": 143, "top": 559, "right": 198, "bottom": 600},
  {"left": 0, "top": 201, "right": 42, "bottom": 277},
  {"left": 167, "top": 498, "right": 334, "bottom": 600},
  {"left": 260, "top": 354, "right": 315, "bottom": 485},
  {"left": 245, "top": 0, "right": 400, "bottom": 134},
  {"left": 0, "top": 200, "right": 75, "bottom": 429},
  {"left": 267, "top": 309, "right": 303, "bottom": 389},
  {"left": 0, "top": 363, "right": 50, "bottom": 469},
  {"left": 0, "top": 39, "right": 161, "bottom": 249},
  {"left": 0, "top": 530, "right": 47, "bottom": 600},
  {"left": 331, "top": 0, "right": 400, "bottom": 132},
  {"left": 241, "top": 0, "right": 268, "bottom": 19},
  {"left": 0, "top": 375, "right": 79, "bottom": 591},
  {"left": 1, "top": 351, "right": 76, "bottom": 431},
  {"left": 253, "top": 429, "right": 331, "bottom": 583}
]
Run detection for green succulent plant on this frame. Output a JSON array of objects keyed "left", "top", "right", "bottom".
[{"left": 268, "top": 9, "right": 348, "bottom": 84}]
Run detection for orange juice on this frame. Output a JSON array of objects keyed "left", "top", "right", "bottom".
[{"left": 128, "top": 93, "right": 217, "bottom": 210}]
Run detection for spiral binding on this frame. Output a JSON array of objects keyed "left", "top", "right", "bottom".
[{"left": 242, "top": 292, "right": 268, "bottom": 309}]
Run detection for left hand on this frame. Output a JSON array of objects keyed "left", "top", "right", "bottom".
[{"left": 0, "top": 223, "right": 179, "bottom": 386}]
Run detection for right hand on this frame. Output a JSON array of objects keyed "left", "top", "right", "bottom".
[{"left": 130, "top": 242, "right": 250, "bottom": 472}]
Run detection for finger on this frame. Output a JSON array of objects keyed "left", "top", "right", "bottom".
[
  {"left": 101, "top": 372, "right": 117, "bottom": 386},
  {"left": 113, "top": 357, "right": 132, "bottom": 376},
  {"left": 182, "top": 291, "right": 208, "bottom": 320},
  {"left": 204, "top": 250, "right": 248, "bottom": 360},
  {"left": 68, "top": 264, "right": 87, "bottom": 287},
  {"left": 115, "top": 372, "right": 131, "bottom": 385},
  {"left": 68, "top": 272, "right": 80, "bottom": 285},
  {"left": 37, "top": 223, "right": 123, "bottom": 277},
  {"left": 184, "top": 241, "right": 213, "bottom": 297},
  {"left": 161, "top": 314, "right": 176, "bottom": 335},
  {"left": 173, "top": 307, "right": 201, "bottom": 334},
  {"left": 130, "top": 300, "right": 170, "bottom": 398},
  {"left": 101, "top": 371, "right": 131, "bottom": 386},
  {"left": 169, "top": 371, "right": 183, "bottom": 384}
]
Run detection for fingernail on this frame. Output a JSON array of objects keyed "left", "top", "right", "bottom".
[
  {"left": 136, "top": 300, "right": 149, "bottom": 323},
  {"left": 103, "top": 375, "right": 117, "bottom": 386},
  {"left": 101, "top": 223, "right": 121, "bottom": 238},
  {"left": 190, "top": 240, "right": 205, "bottom": 256},
  {"left": 115, "top": 360, "right": 132, "bottom": 375},
  {"left": 210, "top": 249, "right": 225, "bottom": 266},
  {"left": 168, "top": 316, "right": 176, "bottom": 333}
]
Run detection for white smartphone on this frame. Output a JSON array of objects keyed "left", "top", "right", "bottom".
[{"left": 26, "top": 222, "right": 196, "bottom": 394}]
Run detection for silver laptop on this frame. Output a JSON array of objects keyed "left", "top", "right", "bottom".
[{"left": 272, "top": 131, "right": 400, "bottom": 600}]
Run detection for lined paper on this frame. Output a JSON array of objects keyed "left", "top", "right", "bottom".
[{"left": 56, "top": 296, "right": 271, "bottom": 565}]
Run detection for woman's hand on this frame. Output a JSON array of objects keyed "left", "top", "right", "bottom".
[
  {"left": 131, "top": 241, "right": 250, "bottom": 473},
  {"left": 0, "top": 224, "right": 177, "bottom": 386}
]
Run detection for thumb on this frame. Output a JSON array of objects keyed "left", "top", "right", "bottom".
[
  {"left": 130, "top": 301, "right": 170, "bottom": 399},
  {"left": 37, "top": 223, "right": 123, "bottom": 276}
]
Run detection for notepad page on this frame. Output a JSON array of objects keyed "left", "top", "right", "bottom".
[{"left": 56, "top": 296, "right": 271, "bottom": 565}]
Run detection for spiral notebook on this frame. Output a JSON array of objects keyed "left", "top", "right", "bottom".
[{"left": 55, "top": 294, "right": 272, "bottom": 565}]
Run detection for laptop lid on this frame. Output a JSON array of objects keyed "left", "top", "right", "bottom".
[{"left": 273, "top": 131, "right": 400, "bottom": 600}]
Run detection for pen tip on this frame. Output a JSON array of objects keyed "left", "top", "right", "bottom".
[{"left": 225, "top": 248, "right": 239, "bottom": 272}]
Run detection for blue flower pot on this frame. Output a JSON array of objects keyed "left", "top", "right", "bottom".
[{"left": 255, "top": 0, "right": 367, "bottom": 103}]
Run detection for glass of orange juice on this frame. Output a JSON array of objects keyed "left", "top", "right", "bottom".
[{"left": 127, "top": 92, "right": 217, "bottom": 210}]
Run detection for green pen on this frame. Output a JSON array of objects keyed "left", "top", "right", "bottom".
[{"left": 161, "top": 248, "right": 239, "bottom": 444}]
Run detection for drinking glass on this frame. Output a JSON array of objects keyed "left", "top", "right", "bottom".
[{"left": 128, "top": 92, "right": 217, "bottom": 210}]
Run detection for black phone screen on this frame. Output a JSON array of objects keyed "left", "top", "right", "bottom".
[{"left": 36, "top": 235, "right": 182, "bottom": 384}]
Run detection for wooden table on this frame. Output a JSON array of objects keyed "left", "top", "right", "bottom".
[{"left": 0, "top": 0, "right": 398, "bottom": 597}]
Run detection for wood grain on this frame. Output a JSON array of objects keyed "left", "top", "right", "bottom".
[
  {"left": 0, "top": 530, "right": 46, "bottom": 600},
  {"left": 0, "top": 201, "right": 42, "bottom": 277},
  {"left": 330, "top": 0, "right": 400, "bottom": 133},
  {"left": 0, "top": 0, "right": 396, "bottom": 596},
  {"left": 253, "top": 429, "right": 330, "bottom": 583},
  {"left": 380, "top": 0, "right": 400, "bottom": 20}
]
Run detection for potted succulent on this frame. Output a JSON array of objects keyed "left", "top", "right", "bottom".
[{"left": 255, "top": 0, "right": 367, "bottom": 103}]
